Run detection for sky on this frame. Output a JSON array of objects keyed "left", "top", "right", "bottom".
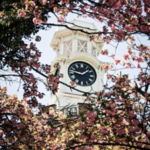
[{"left": 1, "top": 13, "right": 149, "bottom": 105}]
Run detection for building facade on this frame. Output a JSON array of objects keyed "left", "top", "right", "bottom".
[{"left": 50, "top": 20, "right": 106, "bottom": 115}]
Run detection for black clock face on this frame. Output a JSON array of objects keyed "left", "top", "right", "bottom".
[{"left": 68, "top": 61, "right": 97, "bottom": 86}]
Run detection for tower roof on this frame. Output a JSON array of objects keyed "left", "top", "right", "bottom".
[
  {"left": 55, "top": 19, "right": 98, "bottom": 32},
  {"left": 50, "top": 19, "right": 104, "bottom": 55}
]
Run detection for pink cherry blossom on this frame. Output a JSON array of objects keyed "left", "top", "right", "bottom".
[
  {"left": 90, "top": 36, "right": 95, "bottom": 41},
  {"left": 104, "top": 38, "right": 110, "bottom": 44},
  {"left": 123, "top": 54, "right": 129, "bottom": 60},
  {"left": 125, "top": 25, "right": 135, "bottom": 32},
  {"left": 128, "top": 48, "right": 132, "bottom": 54},
  {"left": 115, "top": 30, "right": 125, "bottom": 41},
  {"left": 58, "top": 15, "right": 64, "bottom": 22},
  {"left": 21, "top": 99, "right": 27, "bottom": 105},
  {"left": 66, "top": 0, "right": 70, "bottom": 5},
  {"left": 147, "top": 132, "right": 150, "bottom": 137},
  {"left": 136, "top": 57, "right": 143, "bottom": 63},
  {"left": 111, "top": 25, "right": 116, "bottom": 31},
  {"left": 0, "top": 130, "right": 3, "bottom": 137},
  {"left": 109, "top": 64, "right": 113, "bottom": 69},
  {"left": 131, "top": 119, "right": 139, "bottom": 126},
  {"left": 71, "top": 81, "right": 76, "bottom": 86},
  {"left": 30, "top": 1, "right": 35, "bottom": 7},
  {"left": 87, "top": 96, "right": 91, "bottom": 101},
  {"left": 83, "top": 14, "right": 87, "bottom": 18},
  {"left": 107, "top": 92, "right": 111, "bottom": 97},
  {"left": 114, "top": 59, "right": 121, "bottom": 65},
  {"left": 111, "top": 54, "right": 115, "bottom": 59},
  {"left": 125, "top": 62, "right": 131, "bottom": 68},
  {"left": 0, "top": 13, "right": 3, "bottom": 17},
  {"left": 141, "top": 25, "right": 149, "bottom": 32},
  {"left": 60, "top": 1, "right": 64, "bottom": 5},
  {"left": 137, "top": 64, "right": 140, "bottom": 68},
  {"left": 42, "top": 0, "right": 47, "bottom": 5},
  {"left": 102, "top": 64, "right": 109, "bottom": 70},
  {"left": 17, "top": 10, "right": 26, "bottom": 17},
  {"left": 117, "top": 128, "right": 125, "bottom": 135},
  {"left": 101, "top": 49, "right": 108, "bottom": 55},
  {"left": 107, "top": 74, "right": 112, "bottom": 79},
  {"left": 128, "top": 111, "right": 136, "bottom": 118},
  {"left": 33, "top": 18, "right": 43, "bottom": 24}
]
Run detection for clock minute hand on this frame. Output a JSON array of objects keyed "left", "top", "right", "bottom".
[{"left": 71, "top": 70, "right": 83, "bottom": 75}]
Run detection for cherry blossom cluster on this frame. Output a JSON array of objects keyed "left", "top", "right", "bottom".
[
  {"left": 47, "top": 63, "right": 63, "bottom": 93},
  {"left": 0, "top": 86, "right": 67, "bottom": 149},
  {"left": 1, "top": 0, "right": 150, "bottom": 149},
  {"left": 56, "top": 74, "right": 150, "bottom": 149}
]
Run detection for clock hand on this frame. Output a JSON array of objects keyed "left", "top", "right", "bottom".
[
  {"left": 70, "top": 70, "right": 83, "bottom": 75},
  {"left": 81, "top": 70, "right": 89, "bottom": 75}
]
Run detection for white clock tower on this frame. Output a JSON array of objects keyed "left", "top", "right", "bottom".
[{"left": 50, "top": 20, "right": 106, "bottom": 114}]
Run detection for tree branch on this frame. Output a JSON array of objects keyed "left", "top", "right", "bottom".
[{"left": 66, "top": 142, "right": 150, "bottom": 150}]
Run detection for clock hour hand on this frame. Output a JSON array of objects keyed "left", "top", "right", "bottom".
[
  {"left": 70, "top": 70, "right": 83, "bottom": 75},
  {"left": 81, "top": 70, "right": 89, "bottom": 75}
]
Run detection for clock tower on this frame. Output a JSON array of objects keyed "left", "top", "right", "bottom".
[{"left": 50, "top": 20, "right": 106, "bottom": 114}]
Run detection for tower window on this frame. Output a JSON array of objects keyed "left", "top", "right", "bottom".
[
  {"left": 64, "top": 40, "right": 72, "bottom": 55},
  {"left": 63, "top": 107, "right": 77, "bottom": 116},
  {"left": 78, "top": 40, "right": 87, "bottom": 53}
]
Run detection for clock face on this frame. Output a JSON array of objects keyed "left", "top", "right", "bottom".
[{"left": 68, "top": 61, "right": 97, "bottom": 86}]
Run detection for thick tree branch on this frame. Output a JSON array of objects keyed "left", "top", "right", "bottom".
[{"left": 66, "top": 142, "right": 150, "bottom": 150}]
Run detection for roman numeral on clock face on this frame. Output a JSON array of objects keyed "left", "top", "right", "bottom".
[
  {"left": 80, "top": 63, "right": 83, "bottom": 68},
  {"left": 71, "top": 75, "right": 75, "bottom": 79},
  {"left": 89, "top": 78, "right": 93, "bottom": 82},
  {"left": 90, "top": 75, "right": 94, "bottom": 77},
  {"left": 71, "top": 68, "right": 75, "bottom": 71},
  {"left": 75, "top": 79, "right": 79, "bottom": 83},
  {"left": 75, "top": 64, "right": 78, "bottom": 68},
  {"left": 69, "top": 70, "right": 74, "bottom": 74}
]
